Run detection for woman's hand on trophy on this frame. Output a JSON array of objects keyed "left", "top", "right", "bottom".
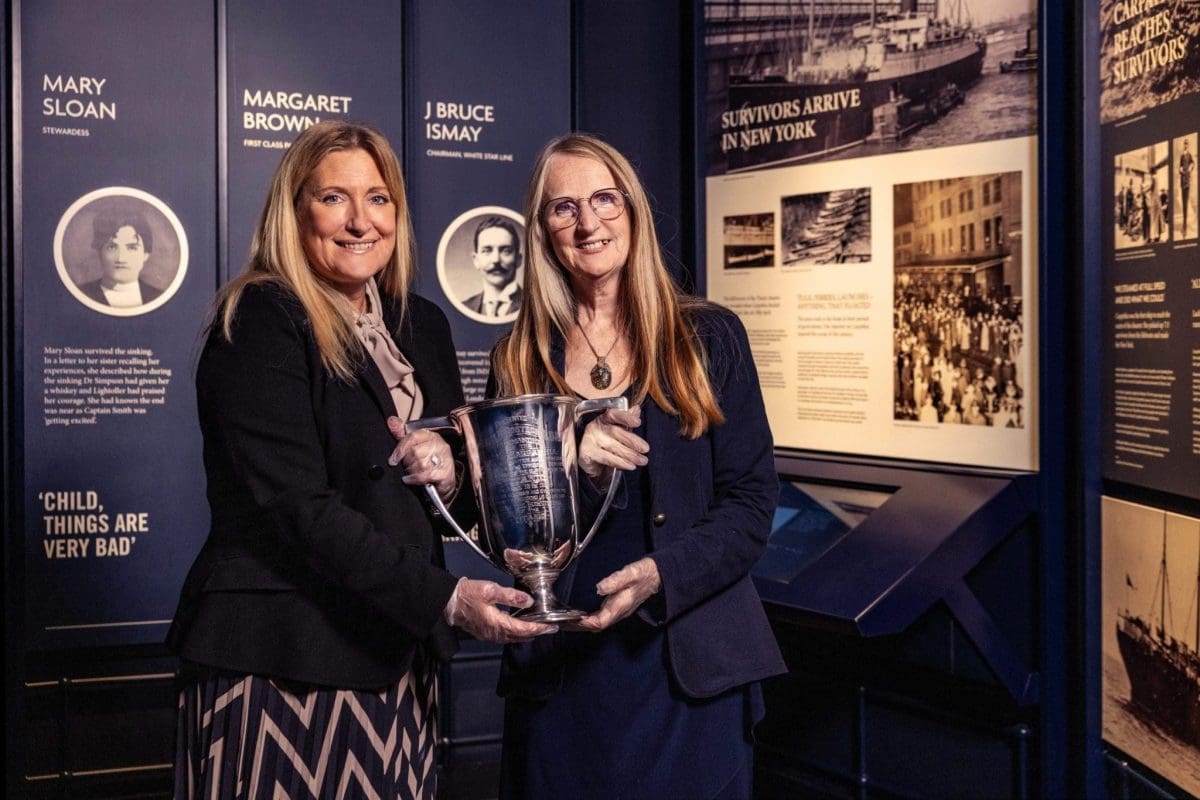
[
  {"left": 573, "top": 557, "right": 661, "bottom": 633},
  {"left": 446, "top": 578, "right": 557, "bottom": 643},
  {"left": 387, "top": 417, "right": 457, "bottom": 500},
  {"left": 578, "top": 405, "right": 649, "bottom": 482}
]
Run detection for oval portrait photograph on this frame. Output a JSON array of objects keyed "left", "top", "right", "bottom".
[
  {"left": 54, "top": 187, "right": 189, "bottom": 317},
  {"left": 436, "top": 205, "right": 525, "bottom": 325}
]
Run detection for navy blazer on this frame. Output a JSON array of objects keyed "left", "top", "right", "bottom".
[
  {"left": 500, "top": 302, "right": 786, "bottom": 699},
  {"left": 168, "top": 281, "right": 468, "bottom": 690}
]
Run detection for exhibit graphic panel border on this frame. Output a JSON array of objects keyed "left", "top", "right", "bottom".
[
  {"left": 1098, "top": 0, "right": 1200, "bottom": 502},
  {"left": 18, "top": 0, "right": 218, "bottom": 648},
  {"left": 703, "top": 0, "right": 1040, "bottom": 470}
]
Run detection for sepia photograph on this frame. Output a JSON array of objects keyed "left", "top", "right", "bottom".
[
  {"left": 781, "top": 187, "right": 870, "bottom": 265},
  {"left": 435, "top": 206, "right": 526, "bottom": 325},
  {"left": 1114, "top": 141, "right": 1171, "bottom": 249},
  {"left": 705, "top": 0, "right": 1038, "bottom": 175},
  {"left": 1101, "top": 497, "right": 1200, "bottom": 797},
  {"left": 1173, "top": 132, "right": 1197, "bottom": 241},
  {"left": 53, "top": 187, "right": 188, "bottom": 317},
  {"left": 722, "top": 212, "right": 776, "bottom": 268},
  {"left": 892, "top": 172, "right": 1024, "bottom": 427}
]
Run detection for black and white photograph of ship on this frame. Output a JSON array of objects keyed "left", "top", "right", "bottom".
[
  {"left": 706, "top": 0, "right": 1037, "bottom": 174},
  {"left": 723, "top": 212, "right": 777, "bottom": 268},
  {"left": 1102, "top": 497, "right": 1200, "bottom": 797},
  {"left": 781, "top": 187, "right": 871, "bottom": 264},
  {"left": 1116, "top": 532, "right": 1200, "bottom": 748}
]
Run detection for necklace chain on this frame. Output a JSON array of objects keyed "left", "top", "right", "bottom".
[
  {"left": 576, "top": 319, "right": 618, "bottom": 360},
  {"left": 576, "top": 319, "right": 619, "bottom": 390}
]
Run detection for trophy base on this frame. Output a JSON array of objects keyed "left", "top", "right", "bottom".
[
  {"left": 512, "top": 605, "right": 586, "bottom": 624},
  {"left": 513, "top": 569, "right": 585, "bottom": 624}
]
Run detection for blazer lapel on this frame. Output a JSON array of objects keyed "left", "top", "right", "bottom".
[
  {"left": 549, "top": 328, "right": 566, "bottom": 377},
  {"left": 357, "top": 354, "right": 394, "bottom": 419}
]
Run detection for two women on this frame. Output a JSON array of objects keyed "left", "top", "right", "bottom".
[{"left": 171, "top": 121, "right": 782, "bottom": 800}]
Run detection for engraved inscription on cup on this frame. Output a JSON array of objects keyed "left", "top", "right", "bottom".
[
  {"left": 512, "top": 413, "right": 555, "bottom": 528},
  {"left": 473, "top": 404, "right": 576, "bottom": 572},
  {"left": 408, "top": 393, "right": 626, "bottom": 623}
]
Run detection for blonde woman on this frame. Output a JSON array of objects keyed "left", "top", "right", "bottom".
[
  {"left": 491, "top": 133, "right": 785, "bottom": 799},
  {"left": 168, "top": 120, "right": 552, "bottom": 800}
]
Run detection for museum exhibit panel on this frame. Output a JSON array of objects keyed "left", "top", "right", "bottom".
[{"left": 3, "top": 1, "right": 1199, "bottom": 799}]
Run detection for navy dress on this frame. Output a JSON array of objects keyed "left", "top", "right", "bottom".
[{"left": 500, "top": 410, "right": 760, "bottom": 800}]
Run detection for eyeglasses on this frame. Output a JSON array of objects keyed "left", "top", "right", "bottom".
[{"left": 541, "top": 188, "right": 628, "bottom": 230}]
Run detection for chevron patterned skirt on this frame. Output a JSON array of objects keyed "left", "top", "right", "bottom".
[{"left": 174, "top": 652, "right": 438, "bottom": 800}]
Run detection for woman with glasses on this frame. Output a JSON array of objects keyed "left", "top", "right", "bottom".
[{"left": 490, "top": 132, "right": 785, "bottom": 799}]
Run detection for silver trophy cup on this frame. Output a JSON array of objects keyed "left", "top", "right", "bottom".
[{"left": 407, "top": 393, "right": 627, "bottom": 623}]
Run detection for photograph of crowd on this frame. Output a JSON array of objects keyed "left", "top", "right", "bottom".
[
  {"left": 894, "top": 282, "right": 1024, "bottom": 427},
  {"left": 892, "top": 172, "right": 1025, "bottom": 428}
]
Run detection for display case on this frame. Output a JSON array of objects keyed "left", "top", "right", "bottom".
[
  {"left": 758, "top": 454, "right": 1039, "bottom": 701},
  {"left": 753, "top": 454, "right": 1041, "bottom": 799}
]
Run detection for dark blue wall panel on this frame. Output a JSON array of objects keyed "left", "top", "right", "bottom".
[
  {"left": 225, "top": 0, "right": 405, "bottom": 280},
  {"left": 576, "top": 0, "right": 696, "bottom": 288},
  {"left": 405, "top": 0, "right": 572, "bottom": 404},
  {"left": 19, "top": 0, "right": 215, "bottom": 650}
]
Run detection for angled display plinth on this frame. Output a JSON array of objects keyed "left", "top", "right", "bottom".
[{"left": 756, "top": 454, "right": 1039, "bottom": 704}]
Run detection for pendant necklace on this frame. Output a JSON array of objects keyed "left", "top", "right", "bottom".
[{"left": 576, "top": 319, "right": 619, "bottom": 390}]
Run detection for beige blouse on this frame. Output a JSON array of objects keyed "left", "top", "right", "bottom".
[{"left": 352, "top": 278, "right": 423, "bottom": 422}]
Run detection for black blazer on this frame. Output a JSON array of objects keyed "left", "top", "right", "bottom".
[
  {"left": 500, "top": 303, "right": 786, "bottom": 699},
  {"left": 168, "top": 281, "right": 469, "bottom": 690}
]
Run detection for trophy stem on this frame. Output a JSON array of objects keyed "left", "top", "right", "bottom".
[{"left": 513, "top": 568, "right": 585, "bottom": 624}]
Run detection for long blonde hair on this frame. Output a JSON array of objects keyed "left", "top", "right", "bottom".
[
  {"left": 212, "top": 120, "right": 416, "bottom": 379},
  {"left": 492, "top": 133, "right": 723, "bottom": 438}
]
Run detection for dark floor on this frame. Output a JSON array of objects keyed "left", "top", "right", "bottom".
[
  {"left": 439, "top": 760, "right": 501, "bottom": 800},
  {"left": 22, "top": 761, "right": 502, "bottom": 800}
]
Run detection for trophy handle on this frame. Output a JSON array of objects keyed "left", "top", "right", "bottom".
[
  {"left": 572, "top": 396, "right": 629, "bottom": 556},
  {"left": 404, "top": 415, "right": 495, "bottom": 565}
]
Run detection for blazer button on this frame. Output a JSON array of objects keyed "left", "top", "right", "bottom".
[
  {"left": 652, "top": 512, "right": 667, "bottom": 527},
  {"left": 368, "top": 464, "right": 385, "bottom": 480}
]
